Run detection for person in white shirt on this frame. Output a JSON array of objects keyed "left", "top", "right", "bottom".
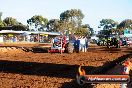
[{"left": 80, "top": 36, "right": 87, "bottom": 52}]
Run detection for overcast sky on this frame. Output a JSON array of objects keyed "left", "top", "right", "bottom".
[{"left": 0, "top": 0, "right": 132, "bottom": 31}]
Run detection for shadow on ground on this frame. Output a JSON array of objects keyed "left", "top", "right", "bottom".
[
  {"left": 0, "top": 54, "right": 131, "bottom": 88},
  {"left": 0, "top": 60, "right": 94, "bottom": 79},
  {"left": 61, "top": 53, "right": 131, "bottom": 88}
]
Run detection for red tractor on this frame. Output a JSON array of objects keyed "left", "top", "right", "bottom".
[
  {"left": 48, "top": 35, "right": 75, "bottom": 54},
  {"left": 48, "top": 36, "right": 67, "bottom": 53}
]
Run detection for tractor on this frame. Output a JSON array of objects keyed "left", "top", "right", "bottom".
[
  {"left": 48, "top": 35, "right": 87, "bottom": 53},
  {"left": 48, "top": 35, "right": 68, "bottom": 53},
  {"left": 106, "top": 37, "right": 120, "bottom": 48},
  {"left": 48, "top": 35, "right": 76, "bottom": 54}
]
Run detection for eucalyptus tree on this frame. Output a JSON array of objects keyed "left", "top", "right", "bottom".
[
  {"left": 27, "top": 15, "right": 48, "bottom": 31},
  {"left": 3, "top": 17, "right": 19, "bottom": 26},
  {"left": 117, "top": 19, "right": 132, "bottom": 30},
  {"left": 98, "top": 19, "right": 118, "bottom": 36},
  {"left": 75, "top": 26, "right": 88, "bottom": 36},
  {"left": 82, "top": 24, "right": 94, "bottom": 36},
  {"left": 47, "top": 19, "right": 61, "bottom": 32},
  {"left": 99, "top": 19, "right": 118, "bottom": 30},
  {"left": 60, "top": 9, "right": 84, "bottom": 34},
  {"left": 74, "top": 24, "right": 94, "bottom": 37},
  {"left": 0, "top": 12, "right": 4, "bottom": 27},
  {"left": 0, "top": 21, "right": 4, "bottom": 27},
  {"left": 0, "top": 12, "right": 2, "bottom": 21}
]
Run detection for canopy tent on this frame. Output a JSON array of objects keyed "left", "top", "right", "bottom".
[{"left": 0, "top": 30, "right": 61, "bottom": 36}]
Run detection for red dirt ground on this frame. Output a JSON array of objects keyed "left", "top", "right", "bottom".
[{"left": 0, "top": 44, "right": 131, "bottom": 88}]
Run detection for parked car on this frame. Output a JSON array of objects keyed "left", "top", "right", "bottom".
[{"left": 126, "top": 38, "right": 132, "bottom": 46}]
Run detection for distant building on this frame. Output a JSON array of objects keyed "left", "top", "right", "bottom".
[{"left": 0, "top": 30, "right": 60, "bottom": 43}]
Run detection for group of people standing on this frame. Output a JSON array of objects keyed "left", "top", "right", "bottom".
[
  {"left": 51, "top": 35, "right": 89, "bottom": 53},
  {"left": 74, "top": 36, "right": 88, "bottom": 52}
]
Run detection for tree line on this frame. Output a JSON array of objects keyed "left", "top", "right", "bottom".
[
  {"left": 0, "top": 9, "right": 93, "bottom": 37},
  {"left": 98, "top": 19, "right": 132, "bottom": 38},
  {"left": 0, "top": 9, "right": 132, "bottom": 37}
]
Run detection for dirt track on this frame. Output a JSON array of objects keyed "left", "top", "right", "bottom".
[{"left": 0, "top": 45, "right": 131, "bottom": 88}]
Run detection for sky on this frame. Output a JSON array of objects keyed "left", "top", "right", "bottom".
[{"left": 0, "top": 0, "right": 132, "bottom": 31}]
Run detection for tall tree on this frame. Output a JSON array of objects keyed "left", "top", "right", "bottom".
[
  {"left": 47, "top": 19, "right": 73, "bottom": 34},
  {"left": 47, "top": 19, "right": 60, "bottom": 32},
  {"left": 27, "top": 15, "right": 48, "bottom": 31},
  {"left": 0, "top": 12, "right": 2, "bottom": 21},
  {"left": 0, "top": 12, "right": 4, "bottom": 27},
  {"left": 82, "top": 24, "right": 94, "bottom": 36},
  {"left": 74, "top": 24, "right": 93, "bottom": 37},
  {"left": 12, "top": 23, "right": 28, "bottom": 31},
  {"left": 74, "top": 27, "right": 88, "bottom": 36},
  {"left": 117, "top": 19, "right": 132, "bottom": 30},
  {"left": 98, "top": 19, "right": 118, "bottom": 36},
  {"left": 99, "top": 19, "right": 118, "bottom": 30},
  {"left": 2, "top": 17, "right": 27, "bottom": 31},
  {"left": 3, "top": 17, "right": 19, "bottom": 26},
  {"left": 0, "top": 21, "right": 4, "bottom": 27},
  {"left": 60, "top": 9, "right": 84, "bottom": 33}
]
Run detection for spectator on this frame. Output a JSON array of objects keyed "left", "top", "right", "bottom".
[{"left": 80, "top": 36, "right": 87, "bottom": 52}]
